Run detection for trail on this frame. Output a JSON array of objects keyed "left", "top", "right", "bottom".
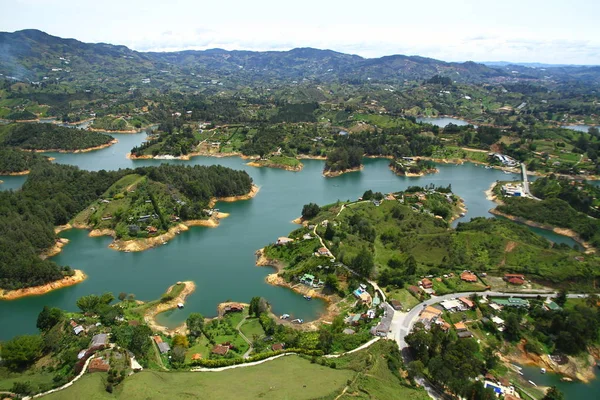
[{"left": 236, "top": 316, "right": 254, "bottom": 359}]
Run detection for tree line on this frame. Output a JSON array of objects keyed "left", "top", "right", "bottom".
[{"left": 0, "top": 123, "right": 113, "bottom": 151}]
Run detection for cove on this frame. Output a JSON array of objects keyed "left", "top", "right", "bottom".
[
  {"left": 0, "top": 131, "right": 581, "bottom": 338},
  {"left": 518, "top": 363, "right": 600, "bottom": 399}
]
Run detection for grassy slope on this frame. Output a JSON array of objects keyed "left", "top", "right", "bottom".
[{"left": 45, "top": 356, "right": 353, "bottom": 400}]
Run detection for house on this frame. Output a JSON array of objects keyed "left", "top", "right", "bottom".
[
  {"left": 90, "top": 333, "right": 109, "bottom": 348},
  {"left": 77, "top": 350, "right": 87, "bottom": 359},
  {"left": 271, "top": 343, "right": 285, "bottom": 351},
  {"left": 491, "top": 316, "right": 505, "bottom": 328},
  {"left": 372, "top": 304, "right": 394, "bottom": 336},
  {"left": 317, "top": 247, "right": 331, "bottom": 257},
  {"left": 191, "top": 353, "right": 202, "bottom": 361},
  {"left": 436, "top": 318, "right": 451, "bottom": 331},
  {"left": 223, "top": 303, "right": 245, "bottom": 313},
  {"left": 421, "top": 278, "right": 433, "bottom": 289},
  {"left": 212, "top": 344, "right": 230, "bottom": 355},
  {"left": 390, "top": 300, "right": 403, "bottom": 310},
  {"left": 454, "top": 321, "right": 467, "bottom": 331},
  {"left": 73, "top": 325, "right": 84, "bottom": 335},
  {"left": 419, "top": 306, "right": 443, "bottom": 327},
  {"left": 460, "top": 271, "right": 478, "bottom": 283},
  {"left": 300, "top": 274, "right": 315, "bottom": 286},
  {"left": 408, "top": 285, "right": 422, "bottom": 296},
  {"left": 493, "top": 297, "right": 529, "bottom": 308},
  {"left": 69, "top": 320, "right": 78, "bottom": 328},
  {"left": 358, "top": 291, "right": 372, "bottom": 305},
  {"left": 146, "top": 226, "right": 158, "bottom": 234},
  {"left": 153, "top": 336, "right": 171, "bottom": 354},
  {"left": 302, "top": 233, "right": 312, "bottom": 240},
  {"left": 441, "top": 299, "right": 462, "bottom": 312},
  {"left": 504, "top": 274, "right": 525, "bottom": 285},
  {"left": 276, "top": 237, "right": 294, "bottom": 246},
  {"left": 543, "top": 300, "right": 561, "bottom": 311},
  {"left": 457, "top": 330, "right": 474, "bottom": 339},
  {"left": 459, "top": 297, "right": 475, "bottom": 309},
  {"left": 89, "top": 357, "right": 110, "bottom": 372}
]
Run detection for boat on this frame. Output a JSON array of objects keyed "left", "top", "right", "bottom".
[
  {"left": 280, "top": 313, "right": 290, "bottom": 320},
  {"left": 304, "top": 295, "right": 312, "bottom": 300},
  {"left": 541, "top": 368, "right": 546, "bottom": 374},
  {"left": 177, "top": 303, "right": 184, "bottom": 309},
  {"left": 528, "top": 380, "right": 537, "bottom": 387},
  {"left": 504, "top": 171, "right": 512, "bottom": 174},
  {"left": 485, "top": 166, "right": 492, "bottom": 169}
]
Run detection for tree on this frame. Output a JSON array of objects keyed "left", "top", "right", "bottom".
[
  {"left": 405, "top": 255, "right": 417, "bottom": 275},
  {"left": 171, "top": 346, "right": 186, "bottom": 367},
  {"left": 301, "top": 203, "right": 320, "bottom": 219},
  {"left": 0, "top": 335, "right": 44, "bottom": 370},
  {"left": 318, "top": 327, "right": 333, "bottom": 353},
  {"left": 324, "top": 274, "right": 339, "bottom": 292},
  {"left": 555, "top": 289, "right": 568, "bottom": 307},
  {"left": 130, "top": 325, "right": 152, "bottom": 358},
  {"left": 362, "top": 190, "right": 374, "bottom": 200},
  {"left": 542, "top": 386, "right": 564, "bottom": 400},
  {"left": 118, "top": 292, "right": 127, "bottom": 301},
  {"left": 186, "top": 313, "right": 205, "bottom": 338},
  {"left": 36, "top": 306, "right": 63, "bottom": 332},
  {"left": 503, "top": 313, "right": 521, "bottom": 341},
  {"left": 172, "top": 334, "right": 189, "bottom": 348},
  {"left": 407, "top": 360, "right": 425, "bottom": 379},
  {"left": 249, "top": 297, "right": 261, "bottom": 318},
  {"left": 324, "top": 223, "right": 335, "bottom": 240},
  {"left": 352, "top": 247, "right": 374, "bottom": 277}
]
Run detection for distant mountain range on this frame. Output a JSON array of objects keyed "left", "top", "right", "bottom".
[{"left": 1, "top": 29, "right": 599, "bottom": 86}]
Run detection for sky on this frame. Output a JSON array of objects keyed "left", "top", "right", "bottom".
[{"left": 2, "top": 0, "right": 600, "bottom": 65}]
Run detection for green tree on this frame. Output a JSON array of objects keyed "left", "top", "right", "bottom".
[
  {"left": 36, "top": 306, "right": 63, "bottom": 332},
  {"left": 186, "top": 313, "right": 205, "bottom": 338},
  {"left": 555, "top": 289, "right": 568, "bottom": 307},
  {"left": 318, "top": 327, "right": 333, "bottom": 353},
  {"left": 352, "top": 247, "right": 374, "bottom": 277},
  {"left": 118, "top": 292, "right": 127, "bottom": 301},
  {"left": 542, "top": 386, "right": 564, "bottom": 400},
  {"left": 249, "top": 297, "right": 261, "bottom": 318},
  {"left": 0, "top": 335, "right": 43, "bottom": 370},
  {"left": 301, "top": 203, "right": 320, "bottom": 219},
  {"left": 405, "top": 255, "right": 417, "bottom": 275},
  {"left": 324, "top": 223, "right": 335, "bottom": 240},
  {"left": 324, "top": 274, "right": 339, "bottom": 292}
]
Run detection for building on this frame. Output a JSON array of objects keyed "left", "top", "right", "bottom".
[
  {"left": 504, "top": 274, "right": 525, "bottom": 285},
  {"left": 441, "top": 299, "right": 462, "bottom": 312},
  {"left": 276, "top": 237, "right": 294, "bottom": 246},
  {"left": 271, "top": 343, "right": 285, "bottom": 351},
  {"left": 460, "top": 271, "right": 478, "bottom": 283},
  {"left": 408, "top": 285, "right": 422, "bottom": 296},
  {"left": 491, "top": 316, "right": 505, "bottom": 329},
  {"left": 191, "top": 353, "right": 202, "bottom": 361},
  {"left": 390, "top": 300, "right": 403, "bottom": 310},
  {"left": 353, "top": 287, "right": 372, "bottom": 305},
  {"left": 90, "top": 333, "right": 109, "bottom": 348},
  {"left": 454, "top": 321, "right": 467, "bottom": 331},
  {"left": 457, "top": 330, "right": 474, "bottom": 339},
  {"left": 317, "top": 247, "right": 331, "bottom": 257},
  {"left": 418, "top": 306, "right": 443, "bottom": 328},
  {"left": 88, "top": 357, "right": 110, "bottom": 373},
  {"left": 212, "top": 344, "right": 230, "bottom": 356},
  {"left": 223, "top": 303, "right": 245, "bottom": 313},
  {"left": 459, "top": 297, "right": 474, "bottom": 309},
  {"left": 493, "top": 297, "right": 530, "bottom": 308},
  {"left": 153, "top": 336, "right": 171, "bottom": 354},
  {"left": 372, "top": 304, "right": 394, "bottom": 336},
  {"left": 73, "top": 325, "right": 84, "bottom": 335},
  {"left": 421, "top": 278, "right": 433, "bottom": 289},
  {"left": 543, "top": 300, "right": 561, "bottom": 311},
  {"left": 300, "top": 274, "right": 315, "bottom": 286}
]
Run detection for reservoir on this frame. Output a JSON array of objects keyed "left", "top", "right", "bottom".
[
  {"left": 0, "top": 131, "right": 582, "bottom": 337},
  {"left": 416, "top": 116, "right": 475, "bottom": 127}
]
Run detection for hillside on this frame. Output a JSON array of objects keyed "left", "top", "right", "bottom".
[
  {"left": 265, "top": 190, "right": 599, "bottom": 291},
  {"left": 0, "top": 29, "right": 510, "bottom": 85},
  {"left": 0, "top": 123, "right": 114, "bottom": 151}
]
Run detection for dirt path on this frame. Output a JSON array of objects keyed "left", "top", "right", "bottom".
[{"left": 236, "top": 317, "right": 254, "bottom": 359}]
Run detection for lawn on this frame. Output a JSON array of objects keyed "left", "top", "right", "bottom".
[
  {"left": 239, "top": 317, "right": 265, "bottom": 340},
  {"left": 45, "top": 355, "right": 353, "bottom": 400},
  {"left": 385, "top": 288, "right": 420, "bottom": 310}
]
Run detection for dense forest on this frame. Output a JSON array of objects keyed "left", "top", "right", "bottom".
[
  {"left": 130, "top": 124, "right": 199, "bottom": 157},
  {"left": 0, "top": 123, "right": 114, "bottom": 151},
  {"left": 531, "top": 176, "right": 600, "bottom": 218},
  {"left": 0, "top": 163, "right": 253, "bottom": 290},
  {"left": 324, "top": 146, "right": 363, "bottom": 172},
  {"left": 0, "top": 147, "right": 47, "bottom": 173}
]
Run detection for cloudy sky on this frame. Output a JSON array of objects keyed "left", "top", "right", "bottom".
[{"left": 3, "top": 0, "right": 600, "bottom": 64}]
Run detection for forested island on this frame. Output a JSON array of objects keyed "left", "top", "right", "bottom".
[
  {"left": 0, "top": 123, "right": 115, "bottom": 152},
  {"left": 0, "top": 163, "right": 253, "bottom": 294}
]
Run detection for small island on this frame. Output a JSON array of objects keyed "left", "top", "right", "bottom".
[
  {"left": 247, "top": 155, "right": 303, "bottom": 171},
  {"left": 323, "top": 146, "right": 363, "bottom": 177},
  {"left": 389, "top": 157, "right": 438, "bottom": 177}
]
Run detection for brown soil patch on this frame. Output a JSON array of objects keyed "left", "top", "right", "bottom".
[
  {"left": 505, "top": 241, "right": 518, "bottom": 252},
  {"left": 40, "top": 238, "right": 70, "bottom": 259}
]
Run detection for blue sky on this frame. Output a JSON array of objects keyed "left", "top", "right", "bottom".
[{"left": 2, "top": 0, "right": 600, "bottom": 64}]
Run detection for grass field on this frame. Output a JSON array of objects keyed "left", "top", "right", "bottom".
[
  {"left": 45, "top": 355, "right": 353, "bottom": 400},
  {"left": 385, "top": 288, "right": 420, "bottom": 310}
]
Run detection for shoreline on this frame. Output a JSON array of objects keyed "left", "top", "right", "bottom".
[
  {"left": 143, "top": 281, "right": 196, "bottom": 335},
  {"left": 506, "top": 341, "right": 598, "bottom": 383},
  {"left": 246, "top": 160, "right": 303, "bottom": 172},
  {"left": 208, "top": 184, "right": 260, "bottom": 208},
  {"left": 30, "top": 138, "right": 118, "bottom": 154},
  {"left": 489, "top": 208, "right": 595, "bottom": 253},
  {"left": 128, "top": 150, "right": 255, "bottom": 161},
  {"left": 0, "top": 269, "right": 87, "bottom": 301},
  {"left": 255, "top": 248, "right": 339, "bottom": 331},
  {"left": 0, "top": 169, "right": 30, "bottom": 176},
  {"left": 323, "top": 165, "right": 364, "bottom": 178}
]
